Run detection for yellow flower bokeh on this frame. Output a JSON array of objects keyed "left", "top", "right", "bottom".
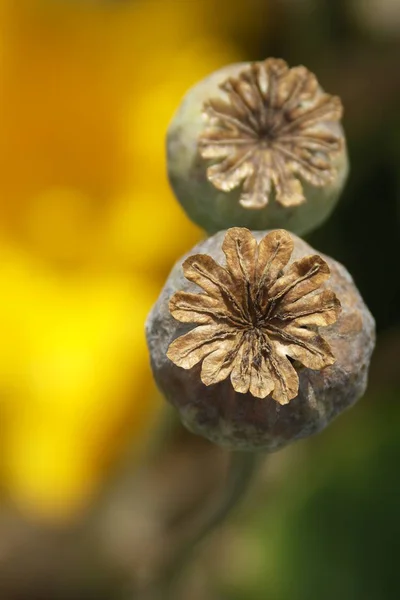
[
  {"left": 0, "top": 0, "right": 243, "bottom": 520},
  {"left": 0, "top": 245, "right": 159, "bottom": 518}
]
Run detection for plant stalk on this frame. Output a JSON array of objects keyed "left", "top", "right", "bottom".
[{"left": 139, "top": 450, "right": 261, "bottom": 599}]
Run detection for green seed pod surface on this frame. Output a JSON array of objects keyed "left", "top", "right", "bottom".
[{"left": 167, "top": 59, "right": 349, "bottom": 235}]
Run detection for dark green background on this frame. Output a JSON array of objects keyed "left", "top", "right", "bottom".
[{"left": 215, "top": 2, "right": 399, "bottom": 598}]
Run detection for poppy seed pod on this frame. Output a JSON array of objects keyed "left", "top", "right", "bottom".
[
  {"left": 167, "top": 58, "right": 349, "bottom": 235},
  {"left": 146, "top": 228, "right": 375, "bottom": 452}
]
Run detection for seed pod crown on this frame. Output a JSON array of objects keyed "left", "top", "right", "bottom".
[
  {"left": 167, "top": 57, "right": 348, "bottom": 235},
  {"left": 199, "top": 58, "right": 343, "bottom": 210},
  {"left": 167, "top": 228, "right": 341, "bottom": 404}
]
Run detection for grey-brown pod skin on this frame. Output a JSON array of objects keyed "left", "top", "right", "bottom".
[
  {"left": 167, "top": 62, "right": 349, "bottom": 236},
  {"left": 146, "top": 231, "right": 375, "bottom": 452}
]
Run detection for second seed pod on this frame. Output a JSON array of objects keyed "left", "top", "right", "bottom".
[{"left": 167, "top": 58, "right": 349, "bottom": 235}]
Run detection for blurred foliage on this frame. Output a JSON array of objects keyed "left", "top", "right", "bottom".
[{"left": 216, "top": 391, "right": 400, "bottom": 600}]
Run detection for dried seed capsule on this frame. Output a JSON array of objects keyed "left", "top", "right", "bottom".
[
  {"left": 167, "top": 58, "right": 348, "bottom": 235},
  {"left": 146, "top": 228, "right": 375, "bottom": 452}
]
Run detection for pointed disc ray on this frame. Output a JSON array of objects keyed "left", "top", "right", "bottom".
[
  {"left": 222, "top": 227, "right": 258, "bottom": 289},
  {"left": 169, "top": 291, "right": 235, "bottom": 325},
  {"left": 182, "top": 254, "right": 246, "bottom": 321},
  {"left": 255, "top": 229, "right": 294, "bottom": 298},
  {"left": 273, "top": 289, "right": 341, "bottom": 327},
  {"left": 267, "top": 322, "right": 335, "bottom": 370},
  {"left": 167, "top": 325, "right": 238, "bottom": 370},
  {"left": 268, "top": 255, "right": 330, "bottom": 306},
  {"left": 200, "top": 338, "right": 241, "bottom": 386},
  {"left": 268, "top": 351, "right": 299, "bottom": 405}
]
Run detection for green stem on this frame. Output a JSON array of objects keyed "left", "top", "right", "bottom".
[{"left": 141, "top": 450, "right": 261, "bottom": 599}]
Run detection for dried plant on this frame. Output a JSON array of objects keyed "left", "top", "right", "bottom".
[
  {"left": 199, "top": 58, "right": 343, "bottom": 209},
  {"left": 167, "top": 228, "right": 340, "bottom": 405}
]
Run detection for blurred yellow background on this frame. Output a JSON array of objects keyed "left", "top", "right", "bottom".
[{"left": 0, "top": 0, "right": 245, "bottom": 520}]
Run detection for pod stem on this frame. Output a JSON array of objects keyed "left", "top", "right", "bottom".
[{"left": 139, "top": 450, "right": 261, "bottom": 599}]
